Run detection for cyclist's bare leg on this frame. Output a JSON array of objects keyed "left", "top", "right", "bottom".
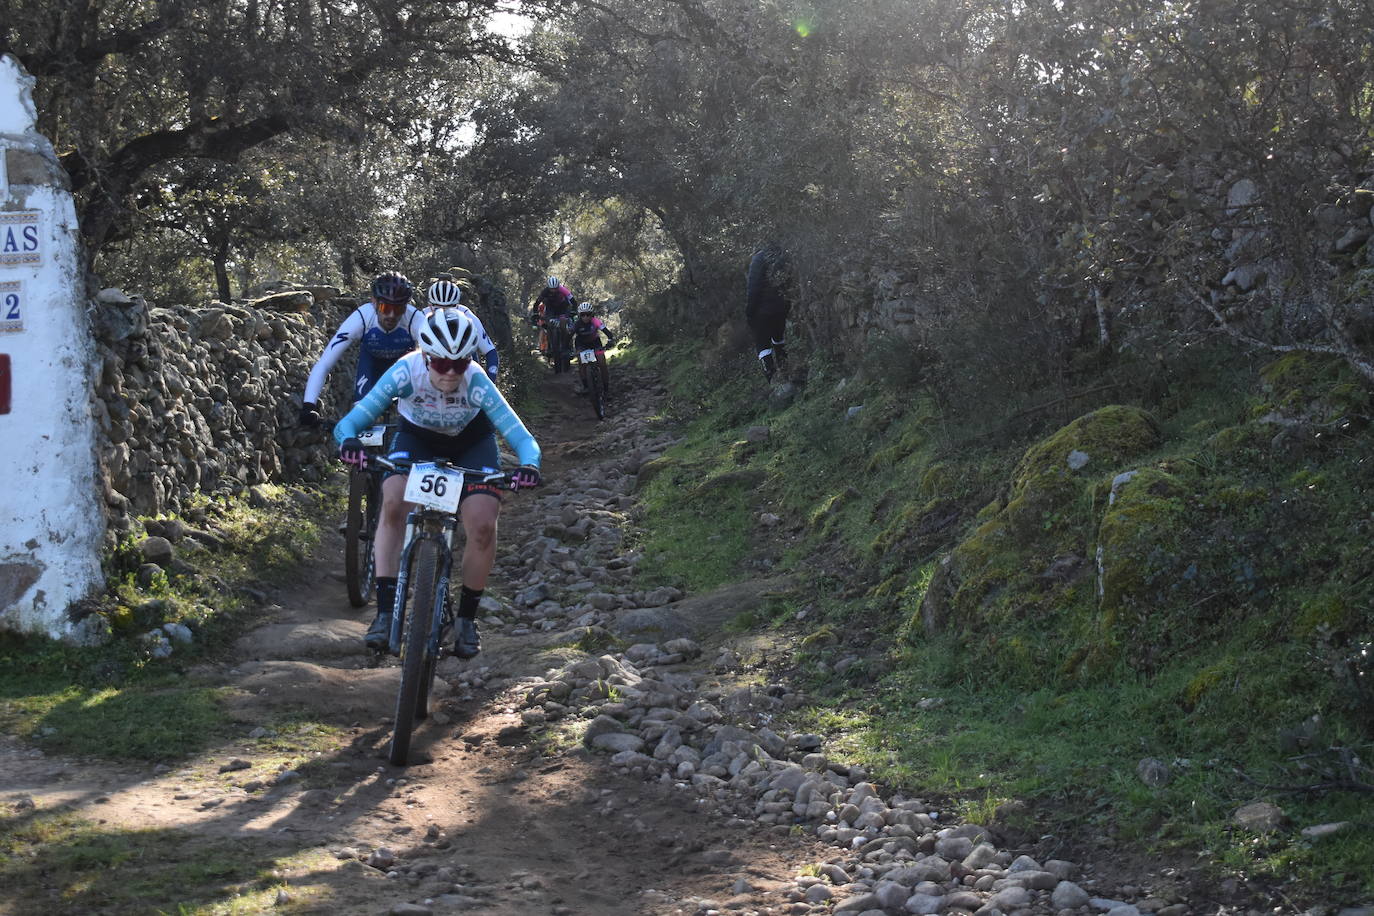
[
  {"left": 374, "top": 474, "right": 411, "bottom": 579},
  {"left": 459, "top": 493, "right": 501, "bottom": 590},
  {"left": 449, "top": 492, "right": 500, "bottom": 658},
  {"left": 363, "top": 474, "right": 412, "bottom": 649}
]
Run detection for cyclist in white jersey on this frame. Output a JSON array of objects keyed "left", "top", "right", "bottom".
[
  {"left": 423, "top": 279, "right": 501, "bottom": 383},
  {"left": 301, "top": 274, "right": 500, "bottom": 426}
]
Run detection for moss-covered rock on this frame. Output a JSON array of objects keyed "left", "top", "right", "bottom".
[
  {"left": 634, "top": 455, "right": 679, "bottom": 490},
  {"left": 1005, "top": 405, "right": 1161, "bottom": 537},
  {"left": 929, "top": 405, "right": 1162, "bottom": 635},
  {"left": 1258, "top": 352, "right": 1371, "bottom": 423},
  {"left": 1095, "top": 467, "right": 1187, "bottom": 629}
]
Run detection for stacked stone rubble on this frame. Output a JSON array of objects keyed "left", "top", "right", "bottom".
[{"left": 90, "top": 289, "right": 357, "bottom": 542}]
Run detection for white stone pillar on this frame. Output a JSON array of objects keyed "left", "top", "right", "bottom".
[{"left": 0, "top": 54, "right": 106, "bottom": 642}]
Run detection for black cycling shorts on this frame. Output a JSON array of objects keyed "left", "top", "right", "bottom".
[{"left": 386, "top": 417, "right": 503, "bottom": 502}]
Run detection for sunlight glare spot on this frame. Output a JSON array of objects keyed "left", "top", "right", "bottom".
[{"left": 794, "top": 18, "right": 813, "bottom": 37}]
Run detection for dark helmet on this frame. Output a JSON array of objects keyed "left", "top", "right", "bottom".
[{"left": 371, "top": 271, "right": 414, "bottom": 306}]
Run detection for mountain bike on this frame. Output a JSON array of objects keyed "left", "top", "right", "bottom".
[
  {"left": 373, "top": 456, "right": 516, "bottom": 766},
  {"left": 546, "top": 315, "right": 573, "bottom": 374},
  {"left": 344, "top": 422, "right": 394, "bottom": 607},
  {"left": 577, "top": 348, "right": 607, "bottom": 420}
]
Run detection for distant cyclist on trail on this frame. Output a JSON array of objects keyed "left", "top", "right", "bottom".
[
  {"left": 745, "top": 244, "right": 792, "bottom": 382},
  {"left": 570, "top": 302, "right": 616, "bottom": 398},
  {"left": 530, "top": 275, "right": 576, "bottom": 324},
  {"left": 334, "top": 308, "right": 542, "bottom": 659},
  {"left": 299, "top": 271, "right": 422, "bottom": 426},
  {"left": 529, "top": 276, "right": 576, "bottom": 368},
  {"left": 424, "top": 279, "right": 501, "bottom": 383}
]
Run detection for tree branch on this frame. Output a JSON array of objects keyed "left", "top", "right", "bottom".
[{"left": 1201, "top": 294, "right": 1374, "bottom": 385}]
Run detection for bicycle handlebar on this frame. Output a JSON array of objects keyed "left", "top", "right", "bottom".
[{"left": 371, "top": 455, "right": 515, "bottom": 489}]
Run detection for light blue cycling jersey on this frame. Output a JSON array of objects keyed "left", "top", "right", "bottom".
[{"left": 333, "top": 351, "right": 540, "bottom": 467}]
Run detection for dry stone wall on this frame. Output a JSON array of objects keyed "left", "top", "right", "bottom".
[{"left": 90, "top": 289, "right": 357, "bottom": 543}]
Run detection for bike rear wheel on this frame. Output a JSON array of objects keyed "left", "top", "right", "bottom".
[
  {"left": 344, "top": 471, "right": 375, "bottom": 607},
  {"left": 389, "top": 538, "right": 442, "bottom": 766}
]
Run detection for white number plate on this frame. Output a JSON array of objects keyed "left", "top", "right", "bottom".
[
  {"left": 358, "top": 425, "right": 388, "bottom": 447},
  {"left": 579, "top": 349, "right": 597, "bottom": 363},
  {"left": 403, "top": 463, "right": 463, "bottom": 513}
]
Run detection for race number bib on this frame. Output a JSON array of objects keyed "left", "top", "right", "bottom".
[
  {"left": 578, "top": 349, "right": 598, "bottom": 364},
  {"left": 404, "top": 463, "right": 463, "bottom": 513},
  {"left": 358, "top": 425, "right": 388, "bottom": 447}
]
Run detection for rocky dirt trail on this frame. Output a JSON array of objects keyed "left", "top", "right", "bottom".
[
  {"left": 2, "top": 367, "right": 1288, "bottom": 916},
  {"left": 2, "top": 367, "right": 831, "bottom": 916}
]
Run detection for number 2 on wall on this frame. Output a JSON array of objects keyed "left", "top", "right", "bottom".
[{"left": 3, "top": 294, "right": 18, "bottom": 320}]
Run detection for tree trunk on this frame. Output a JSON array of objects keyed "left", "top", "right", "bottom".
[
  {"left": 1094, "top": 284, "right": 1111, "bottom": 350},
  {"left": 214, "top": 240, "right": 232, "bottom": 303}
]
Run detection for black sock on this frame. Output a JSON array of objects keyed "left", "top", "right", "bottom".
[
  {"left": 457, "top": 585, "right": 483, "bottom": 620},
  {"left": 376, "top": 577, "right": 397, "bottom": 616}
]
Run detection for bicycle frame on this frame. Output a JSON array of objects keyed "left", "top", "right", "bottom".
[
  {"left": 378, "top": 459, "right": 511, "bottom": 658},
  {"left": 367, "top": 457, "right": 516, "bottom": 766}
]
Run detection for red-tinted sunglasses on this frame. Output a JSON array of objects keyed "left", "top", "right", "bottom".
[
  {"left": 426, "top": 356, "right": 470, "bottom": 374},
  {"left": 375, "top": 300, "right": 407, "bottom": 316}
]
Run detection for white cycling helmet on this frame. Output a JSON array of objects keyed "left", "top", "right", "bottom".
[
  {"left": 576, "top": 302, "right": 594, "bottom": 315},
  {"left": 547, "top": 276, "right": 560, "bottom": 289},
  {"left": 416, "top": 307, "right": 479, "bottom": 360},
  {"left": 427, "top": 279, "right": 462, "bottom": 306}
]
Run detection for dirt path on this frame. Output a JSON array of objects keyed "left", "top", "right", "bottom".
[
  {"left": 2, "top": 366, "right": 1264, "bottom": 916},
  {"left": 1, "top": 367, "right": 832, "bottom": 916}
]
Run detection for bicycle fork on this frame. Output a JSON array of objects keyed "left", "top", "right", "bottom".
[{"left": 389, "top": 516, "right": 458, "bottom": 655}]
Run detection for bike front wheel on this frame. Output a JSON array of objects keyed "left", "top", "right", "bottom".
[
  {"left": 551, "top": 325, "right": 568, "bottom": 373},
  {"left": 344, "top": 470, "right": 375, "bottom": 607},
  {"left": 589, "top": 365, "right": 607, "bottom": 420},
  {"left": 389, "top": 537, "right": 442, "bottom": 766}
]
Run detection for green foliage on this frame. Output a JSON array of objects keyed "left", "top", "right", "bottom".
[
  {"left": 636, "top": 316, "right": 1374, "bottom": 897},
  {"left": 573, "top": 627, "right": 624, "bottom": 656}
]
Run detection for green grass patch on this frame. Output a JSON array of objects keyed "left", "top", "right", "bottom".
[
  {"left": 0, "top": 806, "right": 290, "bottom": 914},
  {"left": 1, "top": 483, "right": 340, "bottom": 763},
  {"left": 2, "top": 683, "right": 232, "bottom": 761},
  {"left": 786, "top": 643, "right": 1374, "bottom": 896},
  {"left": 724, "top": 596, "right": 796, "bottom": 632},
  {"left": 635, "top": 455, "right": 760, "bottom": 591}
]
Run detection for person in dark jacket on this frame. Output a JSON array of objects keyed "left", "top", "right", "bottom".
[{"left": 746, "top": 244, "right": 792, "bottom": 381}]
